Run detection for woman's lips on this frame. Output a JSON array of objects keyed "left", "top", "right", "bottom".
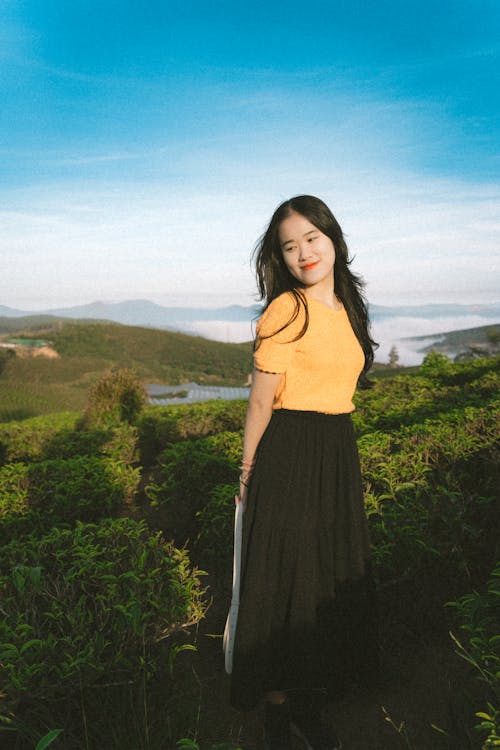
[{"left": 301, "top": 262, "right": 319, "bottom": 270}]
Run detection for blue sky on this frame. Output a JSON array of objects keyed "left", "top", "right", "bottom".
[{"left": 1, "top": 0, "right": 499, "bottom": 310}]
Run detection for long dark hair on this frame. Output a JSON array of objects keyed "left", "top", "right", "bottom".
[{"left": 253, "top": 195, "right": 378, "bottom": 387}]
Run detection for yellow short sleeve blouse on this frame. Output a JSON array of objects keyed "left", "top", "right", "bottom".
[{"left": 253, "top": 291, "right": 365, "bottom": 414}]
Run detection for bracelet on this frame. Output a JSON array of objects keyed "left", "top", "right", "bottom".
[{"left": 239, "top": 473, "right": 250, "bottom": 487}]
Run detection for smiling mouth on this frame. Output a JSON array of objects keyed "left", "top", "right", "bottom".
[{"left": 301, "top": 262, "right": 319, "bottom": 270}]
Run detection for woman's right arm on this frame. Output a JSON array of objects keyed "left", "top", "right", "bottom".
[{"left": 237, "top": 368, "right": 282, "bottom": 508}]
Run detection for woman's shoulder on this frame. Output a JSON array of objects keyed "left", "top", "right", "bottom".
[{"left": 256, "top": 291, "right": 305, "bottom": 338}]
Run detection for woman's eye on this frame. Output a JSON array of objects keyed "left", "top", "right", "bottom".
[{"left": 308, "top": 236, "right": 318, "bottom": 243}]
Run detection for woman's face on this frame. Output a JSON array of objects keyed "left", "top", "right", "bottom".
[{"left": 278, "top": 211, "right": 335, "bottom": 292}]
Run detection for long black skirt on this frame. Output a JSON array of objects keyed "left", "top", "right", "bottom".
[{"left": 229, "top": 409, "right": 379, "bottom": 712}]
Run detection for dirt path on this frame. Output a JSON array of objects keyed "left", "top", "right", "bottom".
[{"left": 184, "top": 579, "right": 483, "bottom": 750}]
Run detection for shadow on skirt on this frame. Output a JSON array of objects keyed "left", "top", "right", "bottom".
[{"left": 229, "top": 409, "right": 380, "bottom": 712}]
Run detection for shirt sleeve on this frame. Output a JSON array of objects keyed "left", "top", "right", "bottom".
[{"left": 253, "top": 293, "right": 302, "bottom": 374}]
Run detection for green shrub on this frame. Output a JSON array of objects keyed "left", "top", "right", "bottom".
[
  {"left": 419, "top": 350, "right": 454, "bottom": 378},
  {"left": 0, "top": 455, "right": 141, "bottom": 543},
  {"left": 138, "top": 400, "right": 246, "bottom": 464},
  {"left": 145, "top": 431, "right": 240, "bottom": 543},
  {"left": 0, "top": 411, "right": 140, "bottom": 468},
  {"left": 82, "top": 368, "right": 147, "bottom": 428},
  {"left": 352, "top": 359, "right": 500, "bottom": 436},
  {"left": 194, "top": 482, "right": 239, "bottom": 572},
  {"left": 448, "top": 562, "right": 500, "bottom": 749},
  {"left": 0, "top": 412, "right": 79, "bottom": 465},
  {"left": 361, "top": 404, "right": 499, "bottom": 602},
  {"left": 0, "top": 518, "right": 206, "bottom": 748}
]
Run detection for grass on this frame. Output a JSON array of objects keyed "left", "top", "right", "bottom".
[{"left": 0, "top": 320, "right": 253, "bottom": 421}]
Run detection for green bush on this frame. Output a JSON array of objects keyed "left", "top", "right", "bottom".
[
  {"left": 0, "top": 411, "right": 140, "bottom": 471},
  {"left": 138, "top": 400, "right": 246, "bottom": 464},
  {"left": 82, "top": 368, "right": 147, "bottom": 428},
  {"left": 419, "top": 350, "right": 454, "bottom": 378},
  {"left": 0, "top": 518, "right": 206, "bottom": 748},
  {"left": 194, "top": 482, "right": 239, "bottom": 572},
  {"left": 145, "top": 431, "right": 241, "bottom": 543},
  {"left": 361, "top": 404, "right": 499, "bottom": 604},
  {"left": 0, "top": 455, "right": 141, "bottom": 543},
  {"left": 0, "top": 412, "right": 79, "bottom": 465},
  {"left": 39, "top": 422, "right": 139, "bottom": 464},
  {"left": 448, "top": 561, "right": 500, "bottom": 749},
  {"left": 352, "top": 358, "right": 500, "bottom": 436}
]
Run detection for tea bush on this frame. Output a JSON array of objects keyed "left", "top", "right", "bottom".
[
  {"left": 138, "top": 400, "right": 246, "bottom": 464},
  {"left": 0, "top": 412, "right": 79, "bottom": 465},
  {"left": 448, "top": 561, "right": 500, "bottom": 749},
  {"left": 194, "top": 482, "right": 240, "bottom": 572},
  {"left": 360, "top": 404, "right": 499, "bottom": 606},
  {"left": 0, "top": 455, "right": 141, "bottom": 543},
  {"left": 145, "top": 431, "right": 241, "bottom": 543},
  {"left": 352, "top": 358, "right": 500, "bottom": 436},
  {"left": 0, "top": 412, "right": 142, "bottom": 465},
  {"left": 0, "top": 518, "right": 206, "bottom": 748}
]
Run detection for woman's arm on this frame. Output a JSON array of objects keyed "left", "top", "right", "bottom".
[{"left": 237, "top": 368, "right": 282, "bottom": 508}]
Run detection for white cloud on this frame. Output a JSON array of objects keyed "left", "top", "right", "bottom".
[{"left": 1, "top": 166, "right": 498, "bottom": 310}]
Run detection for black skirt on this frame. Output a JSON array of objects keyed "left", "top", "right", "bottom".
[{"left": 229, "top": 409, "right": 379, "bottom": 712}]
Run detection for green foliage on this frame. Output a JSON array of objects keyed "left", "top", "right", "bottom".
[
  {"left": 0, "top": 518, "right": 206, "bottom": 748},
  {"left": 0, "top": 412, "right": 140, "bottom": 467},
  {"left": 0, "top": 455, "right": 141, "bottom": 543},
  {"left": 0, "top": 348, "right": 15, "bottom": 375},
  {"left": 419, "top": 350, "right": 454, "bottom": 378},
  {"left": 35, "top": 729, "right": 63, "bottom": 750},
  {"left": 195, "top": 483, "right": 240, "bottom": 570},
  {"left": 138, "top": 399, "right": 246, "bottom": 464},
  {"left": 0, "top": 351, "right": 498, "bottom": 746},
  {"left": 448, "top": 562, "right": 500, "bottom": 749},
  {"left": 361, "top": 404, "right": 499, "bottom": 598},
  {"left": 176, "top": 742, "right": 244, "bottom": 750},
  {"left": 82, "top": 368, "right": 147, "bottom": 428},
  {"left": 51, "top": 320, "right": 252, "bottom": 381},
  {"left": 145, "top": 431, "right": 241, "bottom": 542},
  {"left": 0, "top": 412, "right": 79, "bottom": 464},
  {"left": 353, "top": 358, "right": 500, "bottom": 434}
]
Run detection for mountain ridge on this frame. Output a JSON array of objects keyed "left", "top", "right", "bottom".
[{"left": 2, "top": 298, "right": 499, "bottom": 328}]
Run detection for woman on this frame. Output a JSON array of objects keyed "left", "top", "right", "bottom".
[{"left": 229, "top": 196, "right": 379, "bottom": 750}]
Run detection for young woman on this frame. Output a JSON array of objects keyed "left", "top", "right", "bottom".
[{"left": 229, "top": 195, "right": 379, "bottom": 750}]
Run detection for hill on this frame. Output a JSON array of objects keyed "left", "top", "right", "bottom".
[
  {"left": 0, "top": 319, "right": 253, "bottom": 421},
  {"left": 404, "top": 322, "right": 499, "bottom": 355},
  {"left": 0, "top": 315, "right": 108, "bottom": 334}
]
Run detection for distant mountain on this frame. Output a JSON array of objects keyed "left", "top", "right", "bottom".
[
  {"left": 2, "top": 299, "right": 499, "bottom": 328},
  {"left": 0, "top": 300, "right": 260, "bottom": 327}
]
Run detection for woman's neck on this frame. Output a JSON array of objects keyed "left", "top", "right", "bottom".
[{"left": 303, "top": 286, "right": 342, "bottom": 310}]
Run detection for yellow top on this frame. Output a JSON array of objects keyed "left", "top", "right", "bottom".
[{"left": 254, "top": 291, "right": 365, "bottom": 414}]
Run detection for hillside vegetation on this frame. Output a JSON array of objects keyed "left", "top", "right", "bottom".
[
  {"left": 0, "top": 320, "right": 253, "bottom": 421},
  {"left": 0, "top": 354, "right": 498, "bottom": 749},
  {"left": 411, "top": 323, "right": 499, "bottom": 355}
]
